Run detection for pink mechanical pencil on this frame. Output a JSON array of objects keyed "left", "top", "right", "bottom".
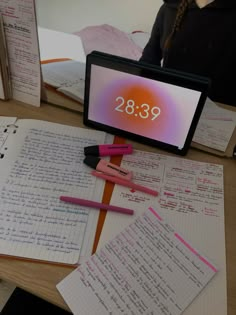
[{"left": 91, "top": 171, "right": 158, "bottom": 196}]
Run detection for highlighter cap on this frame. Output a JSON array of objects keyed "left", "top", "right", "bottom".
[
  {"left": 83, "top": 156, "right": 100, "bottom": 169},
  {"left": 84, "top": 145, "right": 99, "bottom": 156}
]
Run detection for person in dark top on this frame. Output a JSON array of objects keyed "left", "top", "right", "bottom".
[{"left": 140, "top": 0, "right": 236, "bottom": 106}]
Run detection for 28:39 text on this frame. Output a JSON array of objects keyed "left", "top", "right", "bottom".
[{"left": 115, "top": 96, "right": 161, "bottom": 121}]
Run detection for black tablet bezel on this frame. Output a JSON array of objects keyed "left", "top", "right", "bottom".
[{"left": 83, "top": 51, "right": 210, "bottom": 155}]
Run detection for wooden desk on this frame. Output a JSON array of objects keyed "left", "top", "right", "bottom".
[{"left": 0, "top": 99, "right": 235, "bottom": 314}]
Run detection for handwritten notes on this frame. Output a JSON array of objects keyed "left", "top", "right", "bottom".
[
  {"left": 0, "top": 0, "right": 41, "bottom": 106},
  {"left": 98, "top": 150, "right": 226, "bottom": 315},
  {"left": 0, "top": 119, "right": 107, "bottom": 264},
  {"left": 57, "top": 207, "right": 217, "bottom": 315},
  {"left": 193, "top": 98, "right": 236, "bottom": 151}
]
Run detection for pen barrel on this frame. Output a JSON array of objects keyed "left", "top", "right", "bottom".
[
  {"left": 97, "top": 202, "right": 134, "bottom": 215},
  {"left": 129, "top": 183, "right": 158, "bottom": 196},
  {"left": 91, "top": 171, "right": 158, "bottom": 196},
  {"left": 60, "top": 196, "right": 134, "bottom": 215}
]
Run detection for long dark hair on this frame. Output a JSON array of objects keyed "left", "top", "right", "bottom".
[{"left": 164, "top": 0, "right": 193, "bottom": 51}]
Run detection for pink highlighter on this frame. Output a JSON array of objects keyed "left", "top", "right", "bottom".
[
  {"left": 84, "top": 144, "right": 133, "bottom": 157},
  {"left": 83, "top": 156, "right": 132, "bottom": 181}
]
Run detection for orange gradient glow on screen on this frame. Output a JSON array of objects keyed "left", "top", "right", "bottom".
[{"left": 111, "top": 82, "right": 165, "bottom": 132}]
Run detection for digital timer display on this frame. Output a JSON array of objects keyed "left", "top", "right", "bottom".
[
  {"left": 115, "top": 96, "right": 161, "bottom": 121},
  {"left": 88, "top": 65, "right": 202, "bottom": 149}
]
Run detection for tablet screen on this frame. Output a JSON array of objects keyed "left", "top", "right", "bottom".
[{"left": 84, "top": 52, "right": 209, "bottom": 155}]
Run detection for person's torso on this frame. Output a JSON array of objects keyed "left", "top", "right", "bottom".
[{"left": 160, "top": 1, "right": 236, "bottom": 104}]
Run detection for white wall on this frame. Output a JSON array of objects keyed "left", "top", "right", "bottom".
[{"left": 35, "top": 0, "right": 162, "bottom": 33}]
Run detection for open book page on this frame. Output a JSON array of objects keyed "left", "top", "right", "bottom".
[
  {"left": 0, "top": 116, "right": 17, "bottom": 148},
  {"left": 0, "top": 1, "right": 41, "bottom": 107},
  {"left": 193, "top": 98, "right": 236, "bottom": 151},
  {"left": 0, "top": 119, "right": 108, "bottom": 264},
  {"left": 98, "top": 150, "right": 226, "bottom": 315},
  {"left": 57, "top": 207, "right": 217, "bottom": 315},
  {"left": 42, "top": 60, "right": 85, "bottom": 103}
]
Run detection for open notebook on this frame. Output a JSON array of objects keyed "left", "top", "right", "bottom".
[{"left": 0, "top": 118, "right": 113, "bottom": 265}]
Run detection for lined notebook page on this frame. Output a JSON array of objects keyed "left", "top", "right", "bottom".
[
  {"left": 98, "top": 150, "right": 226, "bottom": 315},
  {"left": 0, "top": 119, "right": 107, "bottom": 264},
  {"left": 57, "top": 207, "right": 217, "bottom": 315}
]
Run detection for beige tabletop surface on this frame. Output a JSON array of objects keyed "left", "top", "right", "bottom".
[{"left": 0, "top": 99, "right": 235, "bottom": 314}]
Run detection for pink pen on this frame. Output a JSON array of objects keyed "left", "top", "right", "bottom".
[
  {"left": 84, "top": 144, "right": 133, "bottom": 156},
  {"left": 60, "top": 196, "right": 134, "bottom": 215},
  {"left": 83, "top": 156, "right": 132, "bottom": 181},
  {"left": 91, "top": 171, "right": 158, "bottom": 196}
]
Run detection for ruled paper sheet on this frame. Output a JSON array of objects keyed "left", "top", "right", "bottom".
[
  {"left": 0, "top": 119, "right": 107, "bottom": 264},
  {"left": 98, "top": 150, "right": 226, "bottom": 315},
  {"left": 57, "top": 207, "right": 217, "bottom": 315}
]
